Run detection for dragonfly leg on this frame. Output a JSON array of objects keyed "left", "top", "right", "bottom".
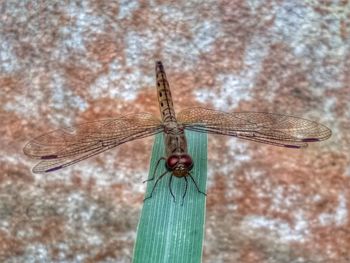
[
  {"left": 143, "top": 157, "right": 166, "bottom": 183},
  {"left": 144, "top": 170, "right": 168, "bottom": 202},
  {"left": 169, "top": 175, "right": 175, "bottom": 203},
  {"left": 189, "top": 173, "right": 206, "bottom": 196},
  {"left": 181, "top": 177, "right": 188, "bottom": 206}
]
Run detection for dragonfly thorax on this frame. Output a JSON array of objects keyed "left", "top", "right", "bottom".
[
  {"left": 163, "top": 122, "right": 184, "bottom": 134},
  {"left": 166, "top": 154, "right": 193, "bottom": 177}
]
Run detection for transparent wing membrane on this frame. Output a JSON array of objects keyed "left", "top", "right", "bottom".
[
  {"left": 23, "top": 113, "right": 163, "bottom": 173},
  {"left": 178, "top": 107, "right": 331, "bottom": 148}
]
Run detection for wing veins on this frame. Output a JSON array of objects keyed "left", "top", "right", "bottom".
[
  {"left": 178, "top": 107, "right": 331, "bottom": 146},
  {"left": 33, "top": 127, "right": 163, "bottom": 173}
]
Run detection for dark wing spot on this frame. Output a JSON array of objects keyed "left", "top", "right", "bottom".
[
  {"left": 284, "top": 145, "right": 301, "bottom": 149},
  {"left": 41, "top": 154, "right": 58, "bottom": 160},
  {"left": 302, "top": 138, "right": 320, "bottom": 142},
  {"left": 45, "top": 166, "right": 63, "bottom": 172}
]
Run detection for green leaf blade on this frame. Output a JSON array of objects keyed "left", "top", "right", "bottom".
[{"left": 133, "top": 131, "right": 208, "bottom": 263}]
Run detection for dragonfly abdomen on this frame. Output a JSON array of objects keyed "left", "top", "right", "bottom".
[{"left": 156, "top": 61, "right": 176, "bottom": 123}]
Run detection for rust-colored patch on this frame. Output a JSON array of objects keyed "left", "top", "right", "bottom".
[
  {"left": 0, "top": 166, "right": 34, "bottom": 185},
  {"left": 86, "top": 240, "right": 133, "bottom": 263},
  {"left": 299, "top": 224, "right": 350, "bottom": 262},
  {"left": 168, "top": 71, "right": 210, "bottom": 109},
  {"left": 70, "top": 173, "right": 82, "bottom": 187},
  {"left": 62, "top": 63, "right": 103, "bottom": 102},
  {"left": 36, "top": 217, "right": 66, "bottom": 244},
  {"left": 129, "top": 1, "right": 152, "bottom": 29},
  {"left": 238, "top": 243, "right": 266, "bottom": 263},
  {"left": 88, "top": 0, "right": 120, "bottom": 20},
  {"left": 340, "top": 18, "right": 349, "bottom": 41},
  {"left": 0, "top": 76, "right": 24, "bottom": 102},
  {"left": 79, "top": 87, "right": 158, "bottom": 121},
  {"left": 0, "top": 230, "right": 25, "bottom": 258},
  {"left": 207, "top": 174, "right": 229, "bottom": 212},
  {"left": 126, "top": 87, "right": 159, "bottom": 116},
  {"left": 86, "top": 33, "right": 121, "bottom": 64}
]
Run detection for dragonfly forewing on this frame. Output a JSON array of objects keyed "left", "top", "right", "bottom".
[{"left": 23, "top": 113, "right": 163, "bottom": 173}]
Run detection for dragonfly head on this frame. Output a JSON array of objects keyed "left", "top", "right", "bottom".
[{"left": 166, "top": 154, "right": 193, "bottom": 177}]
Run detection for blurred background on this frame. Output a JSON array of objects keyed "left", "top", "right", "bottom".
[{"left": 0, "top": 0, "right": 349, "bottom": 262}]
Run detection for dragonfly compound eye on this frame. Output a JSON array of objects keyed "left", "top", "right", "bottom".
[
  {"left": 179, "top": 154, "right": 193, "bottom": 169},
  {"left": 166, "top": 155, "right": 179, "bottom": 170}
]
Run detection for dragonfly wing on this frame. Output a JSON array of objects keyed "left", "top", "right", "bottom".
[
  {"left": 177, "top": 107, "right": 331, "bottom": 148},
  {"left": 24, "top": 113, "right": 163, "bottom": 173}
]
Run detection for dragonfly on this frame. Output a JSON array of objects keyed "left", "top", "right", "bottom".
[{"left": 24, "top": 61, "right": 332, "bottom": 201}]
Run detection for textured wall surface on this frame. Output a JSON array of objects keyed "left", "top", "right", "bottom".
[{"left": 0, "top": 1, "right": 349, "bottom": 262}]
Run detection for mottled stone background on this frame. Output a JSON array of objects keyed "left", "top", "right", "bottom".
[{"left": 0, "top": 0, "right": 349, "bottom": 262}]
